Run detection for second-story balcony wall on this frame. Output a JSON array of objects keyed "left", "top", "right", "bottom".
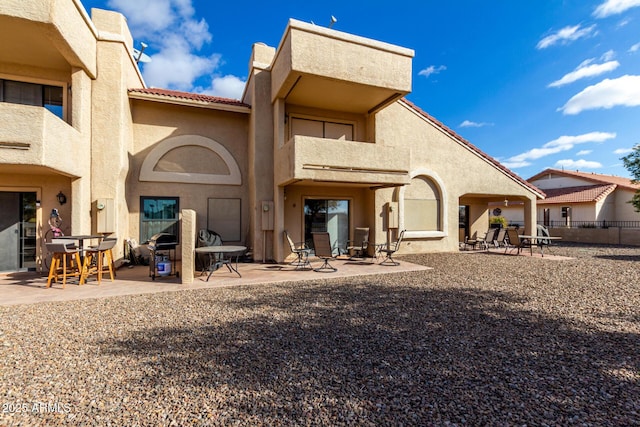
[
  {"left": 0, "top": 103, "right": 86, "bottom": 178},
  {"left": 271, "top": 19, "right": 413, "bottom": 115},
  {"left": 0, "top": 0, "right": 97, "bottom": 78},
  {"left": 275, "top": 135, "right": 410, "bottom": 187}
]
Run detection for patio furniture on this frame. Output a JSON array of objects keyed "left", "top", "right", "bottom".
[
  {"left": 344, "top": 227, "right": 370, "bottom": 259},
  {"left": 494, "top": 228, "right": 508, "bottom": 248},
  {"left": 195, "top": 245, "right": 247, "bottom": 280},
  {"left": 505, "top": 229, "right": 532, "bottom": 256},
  {"left": 284, "top": 230, "right": 311, "bottom": 270},
  {"left": 463, "top": 232, "right": 479, "bottom": 250},
  {"left": 312, "top": 232, "right": 337, "bottom": 272},
  {"left": 196, "top": 229, "right": 223, "bottom": 270},
  {"left": 478, "top": 228, "right": 498, "bottom": 251},
  {"left": 45, "top": 242, "right": 83, "bottom": 288},
  {"left": 379, "top": 229, "right": 405, "bottom": 266},
  {"left": 81, "top": 237, "right": 117, "bottom": 284}
]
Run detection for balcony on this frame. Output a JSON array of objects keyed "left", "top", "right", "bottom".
[
  {"left": 271, "top": 19, "right": 414, "bottom": 114},
  {"left": 0, "top": 0, "right": 97, "bottom": 76},
  {"left": 0, "top": 103, "right": 88, "bottom": 177},
  {"left": 275, "top": 135, "right": 411, "bottom": 187}
]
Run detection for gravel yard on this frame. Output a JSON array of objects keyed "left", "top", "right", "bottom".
[{"left": 1, "top": 243, "right": 639, "bottom": 426}]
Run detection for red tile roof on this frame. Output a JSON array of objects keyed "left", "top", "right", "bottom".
[
  {"left": 528, "top": 168, "right": 639, "bottom": 192},
  {"left": 128, "top": 88, "right": 250, "bottom": 108},
  {"left": 400, "top": 99, "right": 545, "bottom": 198},
  {"left": 537, "top": 184, "right": 617, "bottom": 205}
]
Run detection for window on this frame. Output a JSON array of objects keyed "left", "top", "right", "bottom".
[
  {"left": 290, "top": 117, "right": 354, "bottom": 140},
  {"left": 140, "top": 197, "right": 179, "bottom": 243},
  {"left": 1, "top": 79, "right": 64, "bottom": 119},
  {"left": 404, "top": 176, "right": 440, "bottom": 231}
]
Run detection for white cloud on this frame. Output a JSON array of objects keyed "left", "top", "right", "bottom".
[
  {"left": 199, "top": 75, "right": 246, "bottom": 100},
  {"left": 630, "top": 42, "right": 640, "bottom": 52},
  {"left": 418, "top": 65, "right": 446, "bottom": 78},
  {"left": 459, "top": 120, "right": 493, "bottom": 128},
  {"left": 593, "top": 0, "right": 640, "bottom": 18},
  {"left": 536, "top": 24, "right": 597, "bottom": 49},
  {"left": 548, "top": 58, "right": 619, "bottom": 87},
  {"left": 601, "top": 50, "right": 616, "bottom": 61},
  {"left": 107, "top": 0, "right": 245, "bottom": 96},
  {"left": 506, "top": 132, "right": 616, "bottom": 165},
  {"left": 501, "top": 160, "right": 531, "bottom": 169},
  {"left": 555, "top": 159, "right": 603, "bottom": 169},
  {"left": 143, "top": 35, "right": 221, "bottom": 91},
  {"left": 559, "top": 74, "right": 640, "bottom": 114},
  {"left": 576, "top": 150, "right": 593, "bottom": 155},
  {"left": 107, "top": 0, "right": 178, "bottom": 34},
  {"left": 614, "top": 147, "right": 634, "bottom": 154}
]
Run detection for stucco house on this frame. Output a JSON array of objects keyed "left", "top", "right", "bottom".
[
  {"left": 528, "top": 168, "right": 640, "bottom": 227},
  {"left": 0, "top": 0, "right": 544, "bottom": 276}
]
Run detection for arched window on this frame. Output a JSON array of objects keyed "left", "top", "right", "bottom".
[{"left": 399, "top": 170, "right": 447, "bottom": 238}]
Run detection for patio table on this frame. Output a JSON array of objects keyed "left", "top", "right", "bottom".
[
  {"left": 518, "top": 235, "right": 562, "bottom": 257},
  {"left": 195, "top": 245, "right": 246, "bottom": 281}
]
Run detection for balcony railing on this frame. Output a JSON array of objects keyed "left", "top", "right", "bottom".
[{"left": 540, "top": 220, "right": 640, "bottom": 229}]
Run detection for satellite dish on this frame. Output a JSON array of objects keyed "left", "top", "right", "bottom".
[{"left": 133, "top": 42, "right": 151, "bottom": 64}]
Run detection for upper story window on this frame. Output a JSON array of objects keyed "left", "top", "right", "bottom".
[
  {"left": 290, "top": 117, "right": 354, "bottom": 140},
  {"left": 0, "top": 79, "right": 64, "bottom": 119}
]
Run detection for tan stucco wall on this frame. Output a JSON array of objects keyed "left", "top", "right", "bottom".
[
  {"left": 373, "top": 101, "right": 538, "bottom": 253},
  {"left": 548, "top": 227, "right": 640, "bottom": 246},
  {"left": 129, "top": 100, "right": 250, "bottom": 253}
]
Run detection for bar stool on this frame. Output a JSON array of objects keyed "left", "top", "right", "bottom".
[
  {"left": 81, "top": 238, "right": 117, "bottom": 284},
  {"left": 45, "top": 242, "right": 83, "bottom": 288}
]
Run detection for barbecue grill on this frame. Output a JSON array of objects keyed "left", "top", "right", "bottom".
[{"left": 147, "top": 233, "right": 179, "bottom": 280}]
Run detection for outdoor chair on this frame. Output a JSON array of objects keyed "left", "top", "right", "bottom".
[
  {"left": 285, "top": 230, "right": 311, "bottom": 270},
  {"left": 463, "top": 232, "right": 479, "bottom": 250},
  {"left": 81, "top": 237, "right": 117, "bottom": 284},
  {"left": 197, "top": 229, "right": 223, "bottom": 271},
  {"left": 344, "top": 227, "right": 370, "bottom": 259},
  {"left": 478, "top": 228, "right": 498, "bottom": 251},
  {"left": 378, "top": 230, "right": 405, "bottom": 266},
  {"left": 494, "top": 228, "right": 508, "bottom": 248},
  {"left": 536, "top": 224, "right": 553, "bottom": 254},
  {"left": 312, "top": 232, "right": 337, "bottom": 272},
  {"left": 45, "top": 242, "right": 83, "bottom": 288},
  {"left": 504, "top": 229, "right": 533, "bottom": 256}
]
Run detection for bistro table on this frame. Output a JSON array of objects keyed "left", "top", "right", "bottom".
[
  {"left": 195, "top": 245, "right": 247, "bottom": 281},
  {"left": 518, "top": 235, "right": 562, "bottom": 257},
  {"left": 57, "top": 235, "right": 103, "bottom": 260}
]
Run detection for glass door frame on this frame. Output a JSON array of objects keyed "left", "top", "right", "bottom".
[{"left": 303, "top": 197, "right": 351, "bottom": 255}]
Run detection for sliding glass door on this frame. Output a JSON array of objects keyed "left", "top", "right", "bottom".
[
  {"left": 304, "top": 199, "right": 349, "bottom": 253},
  {"left": 0, "top": 192, "right": 37, "bottom": 271}
]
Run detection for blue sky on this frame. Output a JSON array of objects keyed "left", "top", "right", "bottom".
[{"left": 80, "top": 0, "right": 640, "bottom": 180}]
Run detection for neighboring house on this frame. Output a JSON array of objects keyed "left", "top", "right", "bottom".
[
  {"left": 528, "top": 168, "right": 640, "bottom": 227},
  {"left": 0, "top": 0, "right": 544, "bottom": 274}
]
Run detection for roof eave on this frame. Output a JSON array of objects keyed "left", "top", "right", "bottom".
[
  {"left": 399, "top": 99, "right": 546, "bottom": 199},
  {"left": 128, "top": 92, "right": 251, "bottom": 114}
]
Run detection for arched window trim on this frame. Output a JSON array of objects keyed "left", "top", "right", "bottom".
[
  {"left": 139, "top": 135, "right": 241, "bottom": 185},
  {"left": 398, "top": 168, "right": 448, "bottom": 238}
]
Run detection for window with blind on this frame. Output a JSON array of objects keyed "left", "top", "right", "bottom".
[{"left": 0, "top": 79, "right": 64, "bottom": 119}]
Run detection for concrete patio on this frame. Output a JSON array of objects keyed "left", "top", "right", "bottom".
[{"left": 0, "top": 256, "right": 432, "bottom": 306}]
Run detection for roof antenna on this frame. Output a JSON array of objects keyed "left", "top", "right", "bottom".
[{"left": 328, "top": 15, "right": 337, "bottom": 28}]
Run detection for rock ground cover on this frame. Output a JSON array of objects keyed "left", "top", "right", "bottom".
[{"left": 1, "top": 243, "right": 639, "bottom": 426}]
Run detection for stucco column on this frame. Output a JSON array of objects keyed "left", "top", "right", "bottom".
[
  {"left": 274, "top": 186, "right": 285, "bottom": 262},
  {"left": 70, "top": 67, "right": 91, "bottom": 133},
  {"left": 70, "top": 177, "right": 91, "bottom": 235},
  {"left": 524, "top": 198, "right": 536, "bottom": 236},
  {"left": 181, "top": 209, "right": 196, "bottom": 284}
]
